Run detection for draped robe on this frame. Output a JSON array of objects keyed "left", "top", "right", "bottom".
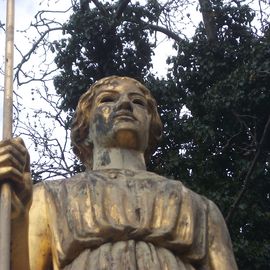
[{"left": 32, "top": 169, "right": 237, "bottom": 270}]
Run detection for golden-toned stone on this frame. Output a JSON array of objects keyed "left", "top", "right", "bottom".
[{"left": 1, "top": 76, "right": 238, "bottom": 269}]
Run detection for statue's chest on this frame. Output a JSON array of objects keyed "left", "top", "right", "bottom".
[{"left": 44, "top": 171, "right": 208, "bottom": 267}]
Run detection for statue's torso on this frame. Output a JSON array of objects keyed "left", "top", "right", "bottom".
[{"left": 41, "top": 170, "right": 209, "bottom": 270}]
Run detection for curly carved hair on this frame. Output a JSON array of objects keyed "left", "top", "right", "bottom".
[{"left": 71, "top": 76, "right": 163, "bottom": 169}]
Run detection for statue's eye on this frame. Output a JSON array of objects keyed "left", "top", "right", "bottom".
[
  {"left": 99, "top": 96, "right": 115, "bottom": 103},
  {"left": 133, "top": 98, "right": 146, "bottom": 107}
]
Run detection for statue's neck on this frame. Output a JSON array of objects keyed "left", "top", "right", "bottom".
[{"left": 92, "top": 147, "right": 146, "bottom": 171}]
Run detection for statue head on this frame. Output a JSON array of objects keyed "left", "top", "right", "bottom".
[{"left": 71, "top": 76, "right": 162, "bottom": 169}]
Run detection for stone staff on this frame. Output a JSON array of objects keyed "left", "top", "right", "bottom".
[{"left": 1, "top": 0, "right": 15, "bottom": 269}]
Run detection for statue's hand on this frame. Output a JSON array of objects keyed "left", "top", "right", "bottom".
[{"left": 0, "top": 137, "right": 32, "bottom": 218}]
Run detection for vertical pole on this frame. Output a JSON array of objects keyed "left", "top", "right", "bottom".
[
  {"left": 3, "top": 0, "right": 14, "bottom": 139},
  {"left": 0, "top": 185, "right": 11, "bottom": 270},
  {"left": 1, "top": 0, "right": 15, "bottom": 268}
]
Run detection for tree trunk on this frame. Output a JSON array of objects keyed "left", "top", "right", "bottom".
[
  {"left": 80, "top": 0, "right": 90, "bottom": 11},
  {"left": 198, "top": 0, "right": 218, "bottom": 43}
]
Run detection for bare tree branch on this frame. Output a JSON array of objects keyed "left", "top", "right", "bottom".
[
  {"left": 90, "top": 0, "right": 182, "bottom": 43},
  {"left": 14, "top": 27, "right": 62, "bottom": 84},
  {"left": 104, "top": 0, "right": 131, "bottom": 34},
  {"left": 0, "top": 21, "right": 5, "bottom": 32},
  {"left": 91, "top": 0, "right": 110, "bottom": 17},
  {"left": 114, "top": 0, "right": 131, "bottom": 21},
  {"left": 144, "top": 23, "right": 182, "bottom": 42},
  {"left": 80, "top": 0, "right": 90, "bottom": 11}
]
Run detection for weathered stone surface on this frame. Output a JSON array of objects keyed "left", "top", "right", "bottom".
[{"left": 4, "top": 76, "right": 238, "bottom": 269}]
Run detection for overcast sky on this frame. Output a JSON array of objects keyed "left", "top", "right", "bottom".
[
  {"left": 0, "top": 0, "right": 38, "bottom": 137},
  {"left": 0, "top": 0, "right": 71, "bottom": 138},
  {"left": 0, "top": 0, "right": 36, "bottom": 138}
]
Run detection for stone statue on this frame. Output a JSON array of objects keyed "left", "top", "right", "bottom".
[{"left": 0, "top": 76, "right": 238, "bottom": 270}]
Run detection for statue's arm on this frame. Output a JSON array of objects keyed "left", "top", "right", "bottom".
[
  {"left": 10, "top": 177, "right": 31, "bottom": 270},
  {"left": 0, "top": 138, "right": 52, "bottom": 270},
  {"left": 11, "top": 183, "right": 52, "bottom": 270},
  {"left": 0, "top": 138, "right": 31, "bottom": 270},
  {"left": 28, "top": 184, "right": 52, "bottom": 269},
  {"left": 207, "top": 200, "right": 238, "bottom": 270}
]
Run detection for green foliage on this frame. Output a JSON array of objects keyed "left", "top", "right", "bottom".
[
  {"left": 53, "top": 0, "right": 270, "bottom": 268},
  {"left": 166, "top": 2, "right": 270, "bottom": 269},
  {"left": 53, "top": 1, "right": 158, "bottom": 112}
]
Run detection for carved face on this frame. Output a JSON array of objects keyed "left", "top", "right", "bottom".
[{"left": 88, "top": 79, "right": 151, "bottom": 152}]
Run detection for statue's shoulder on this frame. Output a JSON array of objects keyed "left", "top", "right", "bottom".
[
  {"left": 174, "top": 180, "right": 222, "bottom": 216},
  {"left": 33, "top": 171, "right": 102, "bottom": 191},
  {"left": 161, "top": 175, "right": 210, "bottom": 209},
  {"left": 145, "top": 172, "right": 208, "bottom": 202}
]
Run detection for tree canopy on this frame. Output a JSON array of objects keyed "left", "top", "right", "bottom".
[{"left": 51, "top": 1, "right": 270, "bottom": 268}]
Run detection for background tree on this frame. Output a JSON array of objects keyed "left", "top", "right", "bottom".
[
  {"left": 52, "top": 1, "right": 270, "bottom": 268},
  {"left": 167, "top": 2, "right": 270, "bottom": 268}
]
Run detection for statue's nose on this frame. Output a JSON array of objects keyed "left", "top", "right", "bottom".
[{"left": 116, "top": 95, "right": 133, "bottom": 111}]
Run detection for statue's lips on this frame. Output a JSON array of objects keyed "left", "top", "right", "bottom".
[{"left": 113, "top": 111, "right": 137, "bottom": 121}]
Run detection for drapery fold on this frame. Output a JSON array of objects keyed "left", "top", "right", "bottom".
[{"left": 42, "top": 169, "right": 208, "bottom": 269}]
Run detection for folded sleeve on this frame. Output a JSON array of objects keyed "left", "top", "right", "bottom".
[{"left": 207, "top": 200, "right": 238, "bottom": 270}]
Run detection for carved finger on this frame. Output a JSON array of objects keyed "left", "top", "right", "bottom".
[
  {"left": 13, "top": 137, "right": 28, "bottom": 154},
  {"left": 10, "top": 138, "right": 30, "bottom": 169},
  {"left": 23, "top": 151, "right": 30, "bottom": 173},
  {"left": 0, "top": 166, "right": 23, "bottom": 186},
  {"left": 0, "top": 139, "right": 10, "bottom": 148},
  {"left": 19, "top": 172, "right": 33, "bottom": 205},
  {"left": 0, "top": 144, "right": 26, "bottom": 167},
  {"left": 0, "top": 154, "right": 24, "bottom": 172},
  {"left": 0, "top": 138, "right": 27, "bottom": 156}
]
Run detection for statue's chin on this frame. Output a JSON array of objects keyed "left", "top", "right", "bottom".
[{"left": 114, "top": 129, "right": 139, "bottom": 150}]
